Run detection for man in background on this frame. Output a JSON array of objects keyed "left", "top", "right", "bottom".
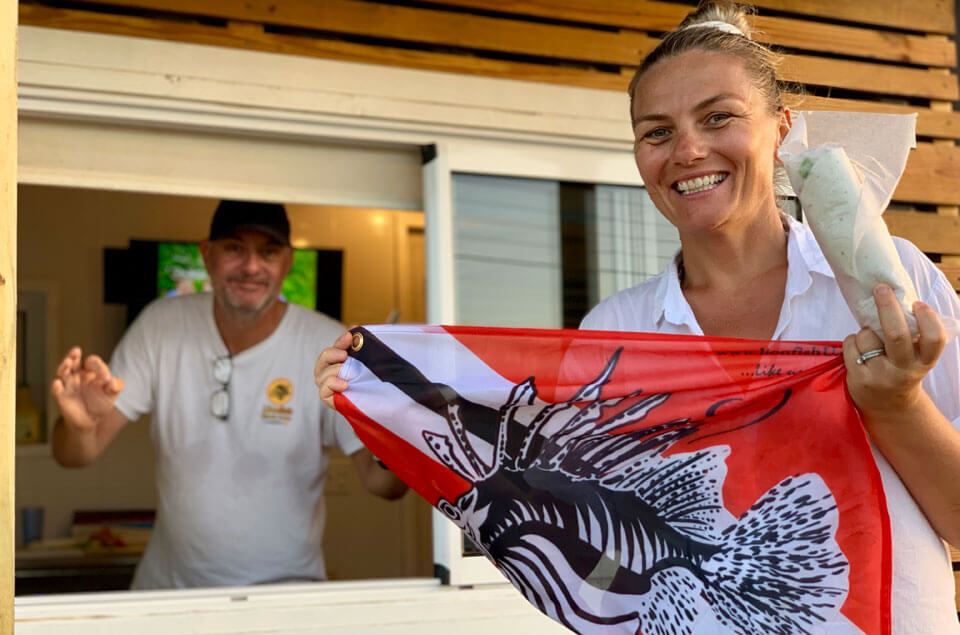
[{"left": 51, "top": 200, "right": 406, "bottom": 589}]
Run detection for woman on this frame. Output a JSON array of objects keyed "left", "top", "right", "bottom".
[{"left": 317, "top": 1, "right": 960, "bottom": 630}]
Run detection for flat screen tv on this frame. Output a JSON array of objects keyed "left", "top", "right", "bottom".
[{"left": 105, "top": 240, "right": 343, "bottom": 325}]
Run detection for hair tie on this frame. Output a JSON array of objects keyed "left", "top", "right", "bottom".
[{"left": 683, "top": 20, "right": 745, "bottom": 37}]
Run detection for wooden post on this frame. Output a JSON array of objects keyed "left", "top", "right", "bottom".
[{"left": 0, "top": 0, "right": 15, "bottom": 631}]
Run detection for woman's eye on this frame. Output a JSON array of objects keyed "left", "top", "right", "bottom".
[{"left": 642, "top": 127, "right": 669, "bottom": 142}]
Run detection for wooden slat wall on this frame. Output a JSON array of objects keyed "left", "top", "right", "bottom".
[{"left": 15, "top": 0, "right": 960, "bottom": 290}]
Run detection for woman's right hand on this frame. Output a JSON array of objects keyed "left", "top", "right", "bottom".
[
  {"left": 315, "top": 331, "right": 353, "bottom": 409},
  {"left": 51, "top": 347, "right": 124, "bottom": 431}
]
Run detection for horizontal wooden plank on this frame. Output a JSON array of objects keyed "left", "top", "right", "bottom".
[
  {"left": 896, "top": 143, "right": 960, "bottom": 207},
  {"left": 884, "top": 210, "right": 960, "bottom": 254},
  {"left": 50, "top": 0, "right": 657, "bottom": 67},
  {"left": 756, "top": 16, "right": 955, "bottom": 68},
  {"left": 781, "top": 54, "right": 958, "bottom": 101},
  {"left": 20, "top": 7, "right": 960, "bottom": 139},
  {"left": 795, "top": 95, "right": 960, "bottom": 141},
  {"left": 18, "top": 4, "right": 629, "bottom": 89},
  {"left": 23, "top": 3, "right": 960, "bottom": 101},
  {"left": 942, "top": 265, "right": 960, "bottom": 291},
  {"left": 423, "top": 0, "right": 686, "bottom": 31},
  {"left": 951, "top": 545, "right": 960, "bottom": 562},
  {"left": 425, "top": 0, "right": 956, "bottom": 66},
  {"left": 750, "top": 0, "right": 955, "bottom": 36}
]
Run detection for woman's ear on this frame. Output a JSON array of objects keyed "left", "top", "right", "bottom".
[
  {"left": 773, "top": 107, "right": 792, "bottom": 165},
  {"left": 779, "top": 107, "right": 792, "bottom": 144}
]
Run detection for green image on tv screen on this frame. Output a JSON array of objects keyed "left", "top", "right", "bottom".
[{"left": 156, "top": 243, "right": 318, "bottom": 310}]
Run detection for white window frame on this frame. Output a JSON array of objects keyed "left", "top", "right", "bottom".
[{"left": 17, "top": 24, "right": 648, "bottom": 626}]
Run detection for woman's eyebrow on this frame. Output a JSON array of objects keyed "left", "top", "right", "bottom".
[{"left": 634, "top": 92, "right": 742, "bottom": 126}]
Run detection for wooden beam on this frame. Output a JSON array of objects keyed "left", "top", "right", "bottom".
[
  {"left": 780, "top": 54, "right": 958, "bottom": 102},
  {"left": 884, "top": 211, "right": 960, "bottom": 255},
  {"left": 896, "top": 143, "right": 960, "bottom": 207},
  {"left": 750, "top": 0, "right": 955, "bottom": 36},
  {"left": 35, "top": 0, "right": 960, "bottom": 69},
  {"left": 938, "top": 265, "right": 960, "bottom": 291},
  {"left": 424, "top": 1, "right": 957, "bottom": 66},
  {"left": 0, "top": 0, "right": 14, "bottom": 630},
  {"left": 20, "top": 4, "right": 960, "bottom": 104},
  {"left": 17, "top": 5, "right": 629, "bottom": 90},
  {"left": 40, "top": 0, "right": 657, "bottom": 67}
]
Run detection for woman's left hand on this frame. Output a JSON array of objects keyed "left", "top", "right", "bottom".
[{"left": 843, "top": 283, "right": 947, "bottom": 424}]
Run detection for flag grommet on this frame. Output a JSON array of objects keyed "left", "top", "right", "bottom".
[{"left": 350, "top": 332, "right": 364, "bottom": 352}]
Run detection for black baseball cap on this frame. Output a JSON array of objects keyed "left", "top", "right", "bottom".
[{"left": 209, "top": 200, "right": 291, "bottom": 246}]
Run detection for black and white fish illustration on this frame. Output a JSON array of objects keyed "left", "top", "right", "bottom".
[{"left": 426, "top": 348, "right": 851, "bottom": 634}]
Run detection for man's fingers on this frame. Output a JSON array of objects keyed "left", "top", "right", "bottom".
[
  {"left": 873, "top": 284, "right": 912, "bottom": 367},
  {"left": 319, "top": 346, "right": 348, "bottom": 367},
  {"left": 83, "top": 354, "right": 111, "bottom": 379},
  {"left": 913, "top": 301, "right": 946, "bottom": 367},
  {"left": 336, "top": 330, "right": 354, "bottom": 349},
  {"left": 105, "top": 377, "right": 125, "bottom": 396},
  {"left": 57, "top": 347, "right": 82, "bottom": 378},
  {"left": 318, "top": 364, "right": 348, "bottom": 401}
]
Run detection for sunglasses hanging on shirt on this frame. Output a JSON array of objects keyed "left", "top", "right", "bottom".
[{"left": 211, "top": 354, "right": 232, "bottom": 420}]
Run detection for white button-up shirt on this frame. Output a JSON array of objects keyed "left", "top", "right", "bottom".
[{"left": 582, "top": 214, "right": 960, "bottom": 633}]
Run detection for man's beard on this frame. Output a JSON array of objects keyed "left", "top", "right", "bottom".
[{"left": 218, "top": 276, "right": 278, "bottom": 319}]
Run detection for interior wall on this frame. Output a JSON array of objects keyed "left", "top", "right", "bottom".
[{"left": 15, "top": 184, "right": 431, "bottom": 580}]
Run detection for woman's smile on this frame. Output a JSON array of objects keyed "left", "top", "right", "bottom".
[
  {"left": 673, "top": 172, "right": 728, "bottom": 195},
  {"left": 631, "top": 50, "right": 788, "bottom": 237}
]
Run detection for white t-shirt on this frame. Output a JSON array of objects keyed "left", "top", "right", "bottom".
[
  {"left": 110, "top": 293, "right": 363, "bottom": 590},
  {"left": 581, "top": 215, "right": 960, "bottom": 634}
]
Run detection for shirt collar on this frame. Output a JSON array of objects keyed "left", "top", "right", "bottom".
[
  {"left": 655, "top": 213, "right": 834, "bottom": 332},
  {"left": 657, "top": 250, "right": 700, "bottom": 333}
]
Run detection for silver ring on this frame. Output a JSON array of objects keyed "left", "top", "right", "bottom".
[{"left": 855, "top": 348, "right": 885, "bottom": 365}]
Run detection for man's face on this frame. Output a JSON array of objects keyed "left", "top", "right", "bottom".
[{"left": 200, "top": 231, "right": 293, "bottom": 318}]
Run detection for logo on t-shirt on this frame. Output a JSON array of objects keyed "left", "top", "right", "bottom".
[
  {"left": 267, "top": 378, "right": 294, "bottom": 405},
  {"left": 263, "top": 378, "right": 294, "bottom": 425}
]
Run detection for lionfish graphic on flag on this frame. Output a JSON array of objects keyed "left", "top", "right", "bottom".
[{"left": 335, "top": 325, "right": 891, "bottom": 635}]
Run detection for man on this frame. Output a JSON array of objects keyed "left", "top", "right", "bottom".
[{"left": 51, "top": 200, "right": 406, "bottom": 590}]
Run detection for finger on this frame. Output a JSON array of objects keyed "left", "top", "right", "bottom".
[
  {"left": 314, "top": 353, "right": 324, "bottom": 379},
  {"left": 854, "top": 327, "right": 884, "bottom": 359},
  {"left": 105, "top": 377, "right": 125, "bottom": 396},
  {"left": 83, "top": 354, "right": 112, "bottom": 380},
  {"left": 51, "top": 377, "right": 64, "bottom": 399},
  {"left": 841, "top": 334, "right": 863, "bottom": 371},
  {"left": 873, "top": 284, "right": 912, "bottom": 367},
  {"left": 336, "top": 330, "right": 354, "bottom": 350},
  {"left": 319, "top": 346, "right": 348, "bottom": 367},
  {"left": 57, "top": 347, "right": 82, "bottom": 378},
  {"left": 913, "top": 301, "right": 946, "bottom": 367},
  {"left": 316, "top": 362, "right": 343, "bottom": 390},
  {"left": 319, "top": 375, "right": 349, "bottom": 403}
]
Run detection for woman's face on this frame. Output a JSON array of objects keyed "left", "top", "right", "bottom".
[{"left": 631, "top": 50, "right": 789, "bottom": 236}]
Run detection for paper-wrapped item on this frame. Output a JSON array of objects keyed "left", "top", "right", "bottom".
[{"left": 779, "top": 111, "right": 959, "bottom": 340}]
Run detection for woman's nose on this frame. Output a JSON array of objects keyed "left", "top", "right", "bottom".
[{"left": 672, "top": 129, "right": 707, "bottom": 164}]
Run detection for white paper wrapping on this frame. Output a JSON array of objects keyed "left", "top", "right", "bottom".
[{"left": 779, "top": 111, "right": 959, "bottom": 340}]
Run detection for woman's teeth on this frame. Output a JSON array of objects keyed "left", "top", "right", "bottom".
[{"left": 676, "top": 174, "right": 726, "bottom": 194}]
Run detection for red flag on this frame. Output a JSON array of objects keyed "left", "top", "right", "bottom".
[{"left": 335, "top": 325, "right": 889, "bottom": 634}]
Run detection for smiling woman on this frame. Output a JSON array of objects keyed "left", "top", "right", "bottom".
[{"left": 579, "top": 1, "right": 960, "bottom": 632}]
